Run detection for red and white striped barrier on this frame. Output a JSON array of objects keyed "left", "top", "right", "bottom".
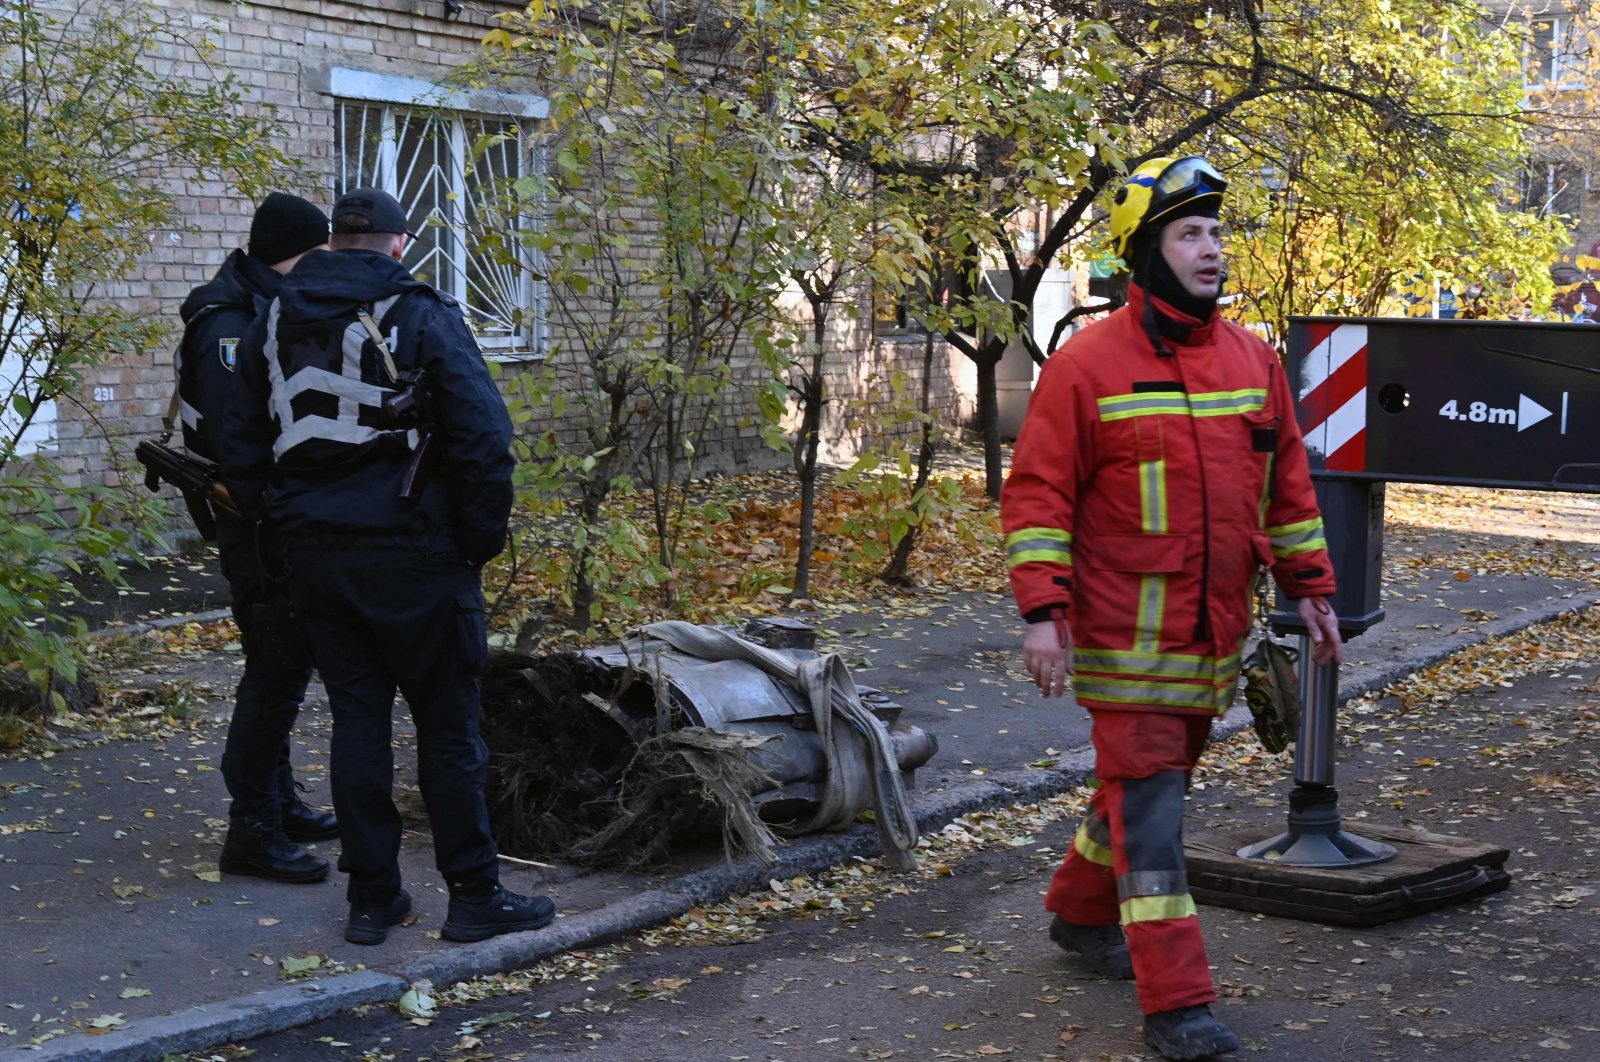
[{"left": 1296, "top": 322, "right": 1368, "bottom": 472}]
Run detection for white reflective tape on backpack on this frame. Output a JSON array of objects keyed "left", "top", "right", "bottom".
[{"left": 263, "top": 297, "right": 410, "bottom": 460}]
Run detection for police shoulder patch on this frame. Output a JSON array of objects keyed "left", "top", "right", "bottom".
[{"left": 218, "top": 337, "right": 239, "bottom": 372}]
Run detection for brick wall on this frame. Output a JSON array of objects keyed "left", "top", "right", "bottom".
[{"left": 33, "top": 0, "right": 977, "bottom": 503}]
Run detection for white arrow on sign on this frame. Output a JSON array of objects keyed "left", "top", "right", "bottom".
[{"left": 1518, "top": 393, "right": 1553, "bottom": 432}]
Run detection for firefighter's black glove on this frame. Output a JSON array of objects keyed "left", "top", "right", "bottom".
[{"left": 1242, "top": 636, "right": 1301, "bottom": 755}]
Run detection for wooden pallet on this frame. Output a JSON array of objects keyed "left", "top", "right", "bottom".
[{"left": 1185, "top": 822, "right": 1510, "bottom": 927}]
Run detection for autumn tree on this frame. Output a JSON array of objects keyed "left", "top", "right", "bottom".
[
  {"left": 1506, "top": 0, "right": 1600, "bottom": 209},
  {"left": 471, "top": 1, "right": 797, "bottom": 631},
  {"left": 775, "top": 0, "right": 1118, "bottom": 499},
  {"left": 775, "top": 159, "right": 932, "bottom": 600},
  {"left": 1154, "top": 1, "right": 1569, "bottom": 338},
  {"left": 781, "top": 0, "right": 1572, "bottom": 497},
  {"left": 1486, "top": 2, "right": 1600, "bottom": 317},
  {"left": 0, "top": 0, "right": 296, "bottom": 711}
]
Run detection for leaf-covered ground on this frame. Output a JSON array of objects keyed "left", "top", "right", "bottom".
[
  {"left": 8, "top": 465, "right": 1600, "bottom": 1056},
  {"left": 489, "top": 462, "right": 1008, "bottom": 640},
  {"left": 164, "top": 601, "right": 1600, "bottom": 1061}
]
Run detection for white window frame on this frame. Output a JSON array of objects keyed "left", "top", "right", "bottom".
[
  {"left": 0, "top": 349, "right": 58, "bottom": 458},
  {"left": 0, "top": 253, "right": 58, "bottom": 457},
  {"left": 327, "top": 68, "right": 550, "bottom": 358},
  {"left": 1527, "top": 15, "right": 1586, "bottom": 90}
]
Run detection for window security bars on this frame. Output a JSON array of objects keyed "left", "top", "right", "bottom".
[{"left": 334, "top": 102, "right": 544, "bottom": 353}]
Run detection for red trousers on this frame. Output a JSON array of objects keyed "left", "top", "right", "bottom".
[{"left": 1045, "top": 709, "right": 1216, "bottom": 1014}]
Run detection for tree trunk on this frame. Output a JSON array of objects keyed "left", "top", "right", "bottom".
[
  {"left": 976, "top": 344, "right": 1004, "bottom": 500},
  {"left": 571, "top": 407, "right": 623, "bottom": 632},
  {"left": 792, "top": 377, "right": 824, "bottom": 601},
  {"left": 790, "top": 301, "right": 829, "bottom": 602},
  {"left": 570, "top": 478, "right": 607, "bottom": 633},
  {"left": 882, "top": 328, "right": 938, "bottom": 587}
]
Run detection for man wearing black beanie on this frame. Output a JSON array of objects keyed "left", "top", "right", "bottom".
[
  {"left": 174, "top": 192, "right": 335, "bottom": 884},
  {"left": 218, "top": 187, "right": 549, "bottom": 947},
  {"left": 1001, "top": 157, "right": 1343, "bottom": 1060},
  {"left": 246, "top": 191, "right": 332, "bottom": 267}
]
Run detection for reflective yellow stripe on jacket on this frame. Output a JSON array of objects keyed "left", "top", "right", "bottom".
[
  {"left": 1134, "top": 455, "right": 1168, "bottom": 653},
  {"left": 1074, "top": 647, "right": 1241, "bottom": 683},
  {"left": 1071, "top": 673, "right": 1238, "bottom": 713},
  {"left": 1097, "top": 389, "right": 1266, "bottom": 422},
  {"left": 1267, "top": 516, "right": 1327, "bottom": 559},
  {"left": 1006, "top": 527, "right": 1072, "bottom": 568}
]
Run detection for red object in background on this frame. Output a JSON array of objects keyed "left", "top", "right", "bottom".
[{"left": 1551, "top": 261, "right": 1600, "bottom": 321}]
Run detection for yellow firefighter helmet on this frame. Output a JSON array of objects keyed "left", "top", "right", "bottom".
[{"left": 1109, "top": 155, "right": 1228, "bottom": 263}]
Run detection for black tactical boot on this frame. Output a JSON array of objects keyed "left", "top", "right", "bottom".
[
  {"left": 345, "top": 889, "right": 413, "bottom": 946},
  {"left": 281, "top": 795, "right": 339, "bottom": 843},
  {"left": 1143, "top": 1004, "right": 1240, "bottom": 1060},
  {"left": 441, "top": 886, "right": 556, "bottom": 943},
  {"left": 219, "top": 823, "right": 330, "bottom": 884},
  {"left": 1049, "top": 915, "right": 1135, "bottom": 979}
]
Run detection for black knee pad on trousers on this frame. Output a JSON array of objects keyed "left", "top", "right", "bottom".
[
  {"left": 1082, "top": 806, "right": 1112, "bottom": 850},
  {"left": 1117, "top": 770, "right": 1188, "bottom": 889}
]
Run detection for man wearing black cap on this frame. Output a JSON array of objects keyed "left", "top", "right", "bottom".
[
  {"left": 217, "top": 186, "right": 554, "bottom": 946},
  {"left": 176, "top": 191, "right": 336, "bottom": 885},
  {"left": 1001, "top": 157, "right": 1341, "bottom": 1060}
]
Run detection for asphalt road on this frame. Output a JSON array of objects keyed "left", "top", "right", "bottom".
[
  {"left": 9, "top": 487, "right": 1600, "bottom": 1059},
  {"left": 181, "top": 633, "right": 1600, "bottom": 1062}
]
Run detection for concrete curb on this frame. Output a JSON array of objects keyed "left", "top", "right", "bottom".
[
  {"left": 87, "top": 608, "right": 234, "bottom": 642},
  {"left": 26, "top": 588, "right": 1600, "bottom": 1062},
  {"left": 16, "top": 971, "right": 406, "bottom": 1062}
]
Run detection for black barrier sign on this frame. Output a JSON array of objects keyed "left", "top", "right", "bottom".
[{"left": 1287, "top": 316, "right": 1600, "bottom": 492}]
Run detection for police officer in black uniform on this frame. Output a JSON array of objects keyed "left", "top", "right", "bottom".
[
  {"left": 217, "top": 187, "right": 555, "bottom": 946},
  {"left": 177, "top": 192, "right": 337, "bottom": 884}
]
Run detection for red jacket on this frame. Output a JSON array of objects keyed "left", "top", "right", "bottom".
[{"left": 1002, "top": 284, "right": 1336, "bottom": 716}]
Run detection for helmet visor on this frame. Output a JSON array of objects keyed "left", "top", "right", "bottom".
[{"left": 1154, "top": 157, "right": 1227, "bottom": 202}]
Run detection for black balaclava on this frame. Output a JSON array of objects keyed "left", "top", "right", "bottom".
[{"left": 1129, "top": 199, "right": 1221, "bottom": 355}]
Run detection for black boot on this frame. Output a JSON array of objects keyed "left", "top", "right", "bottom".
[
  {"left": 345, "top": 889, "right": 413, "bottom": 946},
  {"left": 1049, "top": 915, "right": 1135, "bottom": 979},
  {"left": 1143, "top": 1005, "right": 1240, "bottom": 1060},
  {"left": 219, "top": 823, "right": 330, "bottom": 884},
  {"left": 282, "top": 794, "right": 339, "bottom": 843},
  {"left": 441, "top": 886, "right": 555, "bottom": 943}
]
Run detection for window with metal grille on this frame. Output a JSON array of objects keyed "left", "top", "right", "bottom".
[{"left": 334, "top": 101, "right": 544, "bottom": 354}]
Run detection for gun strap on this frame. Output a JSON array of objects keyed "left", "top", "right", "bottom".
[
  {"left": 355, "top": 308, "right": 402, "bottom": 385},
  {"left": 160, "top": 384, "right": 181, "bottom": 445}
]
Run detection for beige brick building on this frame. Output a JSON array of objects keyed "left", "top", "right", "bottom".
[{"left": 28, "top": 0, "right": 979, "bottom": 495}]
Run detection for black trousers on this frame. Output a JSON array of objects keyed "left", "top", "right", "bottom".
[
  {"left": 215, "top": 514, "right": 313, "bottom": 827},
  {"left": 286, "top": 545, "right": 499, "bottom": 905}
]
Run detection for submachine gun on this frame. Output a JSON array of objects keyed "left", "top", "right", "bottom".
[
  {"left": 380, "top": 366, "right": 438, "bottom": 501},
  {"left": 135, "top": 439, "right": 242, "bottom": 542}
]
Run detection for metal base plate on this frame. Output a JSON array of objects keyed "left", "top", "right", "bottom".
[
  {"left": 1186, "top": 822, "right": 1511, "bottom": 926},
  {"left": 1236, "top": 827, "right": 1396, "bottom": 867}
]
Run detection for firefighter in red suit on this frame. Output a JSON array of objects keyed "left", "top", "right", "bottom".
[{"left": 1001, "top": 156, "right": 1343, "bottom": 1060}]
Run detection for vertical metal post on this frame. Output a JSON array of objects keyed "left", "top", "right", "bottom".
[
  {"left": 1293, "top": 639, "right": 1339, "bottom": 788},
  {"left": 1237, "top": 639, "right": 1395, "bottom": 867},
  {"left": 1240, "top": 475, "right": 1397, "bottom": 867}
]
